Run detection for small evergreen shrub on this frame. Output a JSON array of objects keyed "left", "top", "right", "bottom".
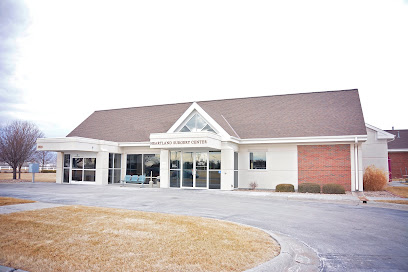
[
  {"left": 363, "top": 165, "right": 387, "bottom": 191},
  {"left": 298, "top": 183, "right": 321, "bottom": 193},
  {"left": 41, "top": 170, "right": 56, "bottom": 173},
  {"left": 275, "top": 184, "right": 295, "bottom": 192},
  {"left": 322, "top": 184, "right": 345, "bottom": 194}
]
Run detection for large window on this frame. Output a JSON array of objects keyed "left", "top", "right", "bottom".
[
  {"left": 170, "top": 151, "right": 181, "bottom": 187},
  {"left": 63, "top": 154, "right": 70, "bottom": 183},
  {"left": 71, "top": 157, "right": 96, "bottom": 181},
  {"left": 209, "top": 151, "right": 221, "bottom": 189},
  {"left": 126, "top": 154, "right": 160, "bottom": 182},
  {"left": 250, "top": 152, "right": 266, "bottom": 170},
  {"left": 126, "top": 154, "right": 142, "bottom": 175},
  {"left": 179, "top": 113, "right": 215, "bottom": 133},
  {"left": 234, "top": 152, "right": 238, "bottom": 188},
  {"left": 108, "top": 153, "right": 122, "bottom": 184},
  {"left": 144, "top": 154, "right": 160, "bottom": 177}
]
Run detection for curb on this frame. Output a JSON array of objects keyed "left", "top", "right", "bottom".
[
  {"left": 246, "top": 231, "right": 321, "bottom": 272},
  {"left": 0, "top": 265, "right": 28, "bottom": 272}
]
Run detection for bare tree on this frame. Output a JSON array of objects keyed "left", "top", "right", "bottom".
[
  {"left": 34, "top": 150, "right": 56, "bottom": 169},
  {"left": 0, "top": 121, "right": 44, "bottom": 179}
]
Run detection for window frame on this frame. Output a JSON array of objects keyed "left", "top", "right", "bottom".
[
  {"left": 71, "top": 156, "right": 97, "bottom": 182},
  {"left": 249, "top": 151, "right": 267, "bottom": 170},
  {"left": 108, "top": 153, "right": 122, "bottom": 184}
]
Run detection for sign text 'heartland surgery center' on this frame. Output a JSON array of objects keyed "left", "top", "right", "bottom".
[{"left": 150, "top": 140, "right": 208, "bottom": 146}]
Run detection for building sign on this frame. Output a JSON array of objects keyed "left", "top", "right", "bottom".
[
  {"left": 150, "top": 133, "right": 222, "bottom": 149},
  {"left": 150, "top": 140, "right": 208, "bottom": 146}
]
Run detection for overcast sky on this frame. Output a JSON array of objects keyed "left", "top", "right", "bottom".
[{"left": 1, "top": 0, "right": 407, "bottom": 138}]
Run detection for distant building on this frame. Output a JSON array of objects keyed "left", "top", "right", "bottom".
[{"left": 385, "top": 129, "right": 408, "bottom": 179}]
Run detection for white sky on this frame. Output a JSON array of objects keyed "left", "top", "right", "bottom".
[{"left": 10, "top": 0, "right": 408, "bottom": 137}]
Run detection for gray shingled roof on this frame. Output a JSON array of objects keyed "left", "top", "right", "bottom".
[
  {"left": 385, "top": 130, "right": 408, "bottom": 149},
  {"left": 67, "top": 89, "right": 367, "bottom": 142}
]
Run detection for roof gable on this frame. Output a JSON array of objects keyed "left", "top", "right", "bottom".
[
  {"left": 167, "top": 102, "right": 231, "bottom": 138},
  {"left": 366, "top": 124, "right": 395, "bottom": 140}
]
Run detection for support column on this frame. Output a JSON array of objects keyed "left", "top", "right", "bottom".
[
  {"left": 358, "top": 143, "right": 364, "bottom": 191},
  {"left": 160, "top": 149, "right": 169, "bottom": 188},
  {"left": 96, "top": 151, "right": 109, "bottom": 185},
  {"left": 221, "top": 148, "right": 234, "bottom": 190},
  {"left": 121, "top": 153, "right": 127, "bottom": 180},
  {"left": 56, "top": 152, "right": 63, "bottom": 184}
]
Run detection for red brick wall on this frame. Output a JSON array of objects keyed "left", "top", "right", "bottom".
[
  {"left": 389, "top": 152, "right": 408, "bottom": 179},
  {"left": 298, "top": 144, "right": 351, "bottom": 191}
]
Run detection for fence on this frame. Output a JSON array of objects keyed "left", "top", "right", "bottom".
[{"left": 0, "top": 166, "right": 56, "bottom": 172}]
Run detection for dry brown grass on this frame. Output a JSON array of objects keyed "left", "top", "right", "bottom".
[
  {"left": 0, "top": 173, "right": 56, "bottom": 183},
  {"left": 0, "top": 197, "right": 36, "bottom": 206},
  {"left": 375, "top": 200, "right": 408, "bottom": 205},
  {"left": 0, "top": 206, "right": 279, "bottom": 272},
  {"left": 363, "top": 165, "right": 388, "bottom": 191},
  {"left": 385, "top": 186, "right": 408, "bottom": 198}
]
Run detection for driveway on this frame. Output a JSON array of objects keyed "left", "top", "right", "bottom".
[{"left": 1, "top": 183, "right": 407, "bottom": 271}]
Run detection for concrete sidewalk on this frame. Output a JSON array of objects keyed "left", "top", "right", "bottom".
[{"left": 0, "top": 202, "right": 65, "bottom": 214}]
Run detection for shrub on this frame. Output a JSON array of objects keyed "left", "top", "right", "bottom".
[
  {"left": 249, "top": 181, "right": 258, "bottom": 190},
  {"left": 41, "top": 170, "right": 56, "bottom": 173},
  {"left": 363, "top": 165, "right": 387, "bottom": 191},
  {"left": 322, "top": 184, "right": 345, "bottom": 194},
  {"left": 298, "top": 183, "right": 321, "bottom": 193},
  {"left": 275, "top": 184, "right": 295, "bottom": 192}
]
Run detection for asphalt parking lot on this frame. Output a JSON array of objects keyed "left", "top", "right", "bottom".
[{"left": 1, "top": 183, "right": 407, "bottom": 271}]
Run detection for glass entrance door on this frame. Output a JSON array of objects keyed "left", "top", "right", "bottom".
[
  {"left": 182, "top": 152, "right": 194, "bottom": 187},
  {"left": 181, "top": 152, "right": 208, "bottom": 188},
  {"left": 195, "top": 152, "right": 208, "bottom": 188}
]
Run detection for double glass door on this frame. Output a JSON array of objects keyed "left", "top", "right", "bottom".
[{"left": 182, "top": 152, "right": 208, "bottom": 188}]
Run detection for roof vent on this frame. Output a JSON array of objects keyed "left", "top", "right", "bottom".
[{"left": 392, "top": 126, "right": 394, "bottom": 130}]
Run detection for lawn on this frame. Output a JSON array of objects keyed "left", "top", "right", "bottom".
[
  {"left": 385, "top": 186, "right": 408, "bottom": 198},
  {"left": 0, "top": 197, "right": 36, "bottom": 206},
  {"left": 0, "top": 172, "right": 56, "bottom": 183},
  {"left": 0, "top": 206, "right": 279, "bottom": 272}
]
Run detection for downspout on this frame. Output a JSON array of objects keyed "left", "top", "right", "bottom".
[{"left": 354, "top": 137, "right": 359, "bottom": 191}]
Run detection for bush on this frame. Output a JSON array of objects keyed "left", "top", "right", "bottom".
[
  {"left": 249, "top": 181, "right": 258, "bottom": 190},
  {"left": 275, "top": 184, "right": 295, "bottom": 192},
  {"left": 298, "top": 183, "right": 321, "bottom": 193},
  {"left": 41, "top": 170, "right": 56, "bottom": 173},
  {"left": 363, "top": 165, "right": 387, "bottom": 191},
  {"left": 322, "top": 184, "right": 345, "bottom": 194}
]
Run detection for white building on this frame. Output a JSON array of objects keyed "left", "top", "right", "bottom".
[{"left": 37, "top": 89, "right": 368, "bottom": 191}]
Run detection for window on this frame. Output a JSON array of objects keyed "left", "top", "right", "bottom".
[
  {"left": 71, "top": 157, "right": 96, "bottom": 181},
  {"left": 108, "top": 153, "right": 122, "bottom": 184},
  {"left": 144, "top": 154, "right": 160, "bottom": 177},
  {"left": 126, "top": 154, "right": 142, "bottom": 175},
  {"left": 234, "top": 152, "right": 238, "bottom": 188},
  {"left": 179, "top": 113, "right": 215, "bottom": 133},
  {"left": 63, "top": 154, "right": 70, "bottom": 183},
  {"left": 170, "top": 151, "right": 181, "bottom": 187},
  {"left": 250, "top": 152, "right": 266, "bottom": 170},
  {"left": 126, "top": 154, "right": 160, "bottom": 182},
  {"left": 209, "top": 151, "right": 221, "bottom": 189}
]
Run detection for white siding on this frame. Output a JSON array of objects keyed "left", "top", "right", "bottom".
[
  {"left": 362, "top": 127, "right": 389, "bottom": 173},
  {"left": 238, "top": 144, "right": 298, "bottom": 189}
]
